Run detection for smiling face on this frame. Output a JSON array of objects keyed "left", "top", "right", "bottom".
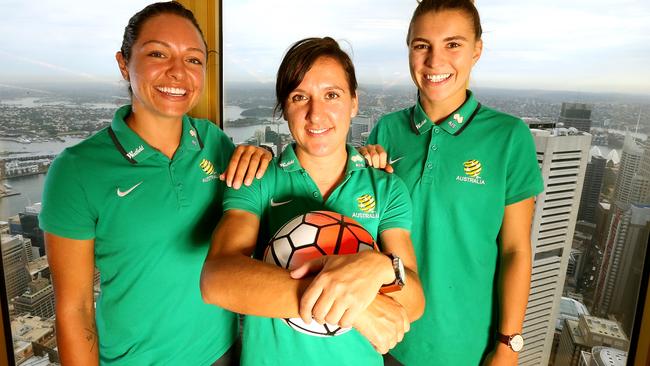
[
  {"left": 283, "top": 56, "right": 358, "bottom": 161},
  {"left": 116, "top": 13, "right": 206, "bottom": 122},
  {"left": 408, "top": 9, "right": 482, "bottom": 115}
]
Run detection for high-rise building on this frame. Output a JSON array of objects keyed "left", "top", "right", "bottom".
[
  {"left": 523, "top": 117, "right": 556, "bottom": 130},
  {"left": 558, "top": 103, "right": 593, "bottom": 133},
  {"left": 612, "top": 135, "right": 648, "bottom": 205},
  {"left": 264, "top": 126, "right": 282, "bottom": 153},
  {"left": 567, "top": 222, "right": 596, "bottom": 293},
  {"left": 519, "top": 129, "right": 591, "bottom": 366},
  {"left": 12, "top": 277, "right": 56, "bottom": 319},
  {"left": 598, "top": 204, "right": 650, "bottom": 335},
  {"left": 349, "top": 120, "right": 370, "bottom": 146},
  {"left": 554, "top": 315, "right": 628, "bottom": 366},
  {"left": 550, "top": 297, "right": 590, "bottom": 364},
  {"left": 19, "top": 203, "right": 45, "bottom": 256},
  {"left": 1, "top": 234, "right": 32, "bottom": 300},
  {"left": 578, "top": 154, "right": 606, "bottom": 223},
  {"left": 592, "top": 136, "right": 650, "bottom": 321}
]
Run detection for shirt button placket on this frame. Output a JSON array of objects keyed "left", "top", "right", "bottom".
[{"left": 169, "top": 161, "right": 185, "bottom": 208}]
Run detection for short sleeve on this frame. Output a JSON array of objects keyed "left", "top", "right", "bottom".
[
  {"left": 222, "top": 164, "right": 273, "bottom": 217},
  {"left": 203, "top": 121, "right": 236, "bottom": 172},
  {"left": 505, "top": 121, "right": 545, "bottom": 205},
  {"left": 39, "top": 150, "right": 97, "bottom": 240},
  {"left": 378, "top": 174, "right": 412, "bottom": 233}
]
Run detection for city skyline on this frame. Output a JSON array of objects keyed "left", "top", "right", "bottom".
[{"left": 0, "top": 1, "right": 648, "bottom": 94}]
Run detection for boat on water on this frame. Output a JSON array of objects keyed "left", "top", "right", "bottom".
[
  {"left": 0, "top": 191, "right": 20, "bottom": 198},
  {"left": 0, "top": 182, "right": 20, "bottom": 198}
]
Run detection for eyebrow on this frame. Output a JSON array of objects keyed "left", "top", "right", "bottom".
[
  {"left": 141, "top": 40, "right": 206, "bottom": 55},
  {"left": 291, "top": 85, "right": 347, "bottom": 94},
  {"left": 410, "top": 35, "right": 469, "bottom": 44}
]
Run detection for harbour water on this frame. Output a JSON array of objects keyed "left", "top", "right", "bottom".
[
  {"left": 1, "top": 102, "right": 623, "bottom": 221},
  {"left": 1, "top": 137, "right": 84, "bottom": 219}
]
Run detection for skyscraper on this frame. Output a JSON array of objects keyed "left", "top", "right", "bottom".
[
  {"left": 1, "top": 234, "right": 32, "bottom": 300},
  {"left": 519, "top": 129, "right": 591, "bottom": 366},
  {"left": 595, "top": 204, "right": 650, "bottom": 335},
  {"left": 578, "top": 154, "right": 606, "bottom": 223},
  {"left": 18, "top": 203, "right": 45, "bottom": 256},
  {"left": 558, "top": 103, "right": 593, "bottom": 133},
  {"left": 593, "top": 136, "right": 650, "bottom": 321},
  {"left": 612, "top": 135, "right": 649, "bottom": 205}
]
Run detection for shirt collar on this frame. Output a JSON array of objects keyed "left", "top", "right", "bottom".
[
  {"left": 278, "top": 144, "right": 367, "bottom": 174},
  {"left": 410, "top": 90, "right": 481, "bottom": 136},
  {"left": 277, "top": 143, "right": 301, "bottom": 172},
  {"left": 110, "top": 105, "right": 203, "bottom": 164}
]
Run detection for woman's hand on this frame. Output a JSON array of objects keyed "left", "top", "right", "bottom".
[
  {"left": 220, "top": 145, "right": 272, "bottom": 189},
  {"left": 481, "top": 344, "right": 518, "bottom": 366},
  {"left": 353, "top": 294, "right": 410, "bottom": 354},
  {"left": 290, "top": 251, "right": 395, "bottom": 327},
  {"left": 357, "top": 144, "right": 393, "bottom": 173}
]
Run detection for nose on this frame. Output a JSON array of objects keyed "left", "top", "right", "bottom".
[
  {"left": 166, "top": 56, "right": 186, "bottom": 80},
  {"left": 425, "top": 46, "right": 443, "bottom": 68},
  {"left": 306, "top": 98, "right": 326, "bottom": 125}
]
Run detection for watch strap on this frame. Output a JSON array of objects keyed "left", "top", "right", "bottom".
[
  {"left": 497, "top": 332, "right": 511, "bottom": 346},
  {"left": 497, "top": 332, "right": 523, "bottom": 352},
  {"left": 379, "top": 254, "right": 404, "bottom": 293}
]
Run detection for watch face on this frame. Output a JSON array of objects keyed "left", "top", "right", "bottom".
[{"left": 510, "top": 334, "right": 524, "bottom": 352}]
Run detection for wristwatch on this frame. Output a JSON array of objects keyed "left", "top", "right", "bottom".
[
  {"left": 497, "top": 332, "right": 524, "bottom": 352},
  {"left": 379, "top": 254, "right": 406, "bottom": 293}
]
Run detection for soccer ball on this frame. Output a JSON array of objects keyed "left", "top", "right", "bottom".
[{"left": 263, "top": 210, "right": 378, "bottom": 337}]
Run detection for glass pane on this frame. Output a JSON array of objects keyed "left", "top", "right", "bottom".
[
  {"left": 222, "top": 2, "right": 649, "bottom": 366},
  {"left": 0, "top": 2, "right": 160, "bottom": 364},
  {"left": 222, "top": 1, "right": 415, "bottom": 151}
]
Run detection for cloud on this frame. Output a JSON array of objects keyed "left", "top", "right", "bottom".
[
  {"left": 0, "top": 0, "right": 648, "bottom": 94},
  {"left": 0, "top": 0, "right": 157, "bottom": 81}
]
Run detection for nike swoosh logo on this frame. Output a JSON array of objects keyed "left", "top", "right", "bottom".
[
  {"left": 270, "top": 198, "right": 292, "bottom": 207},
  {"left": 388, "top": 156, "right": 404, "bottom": 165},
  {"left": 117, "top": 181, "right": 143, "bottom": 197}
]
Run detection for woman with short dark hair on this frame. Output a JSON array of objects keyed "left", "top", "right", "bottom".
[{"left": 201, "top": 37, "right": 425, "bottom": 366}]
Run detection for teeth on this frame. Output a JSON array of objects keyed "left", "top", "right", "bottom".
[
  {"left": 308, "top": 128, "right": 329, "bottom": 134},
  {"left": 156, "top": 86, "right": 187, "bottom": 96},
  {"left": 425, "top": 73, "right": 451, "bottom": 82}
]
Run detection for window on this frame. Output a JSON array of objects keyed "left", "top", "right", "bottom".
[
  {"left": 1, "top": 1, "right": 648, "bottom": 365},
  {"left": 222, "top": 1, "right": 649, "bottom": 365},
  {"left": 0, "top": 2, "right": 160, "bottom": 364},
  {"left": 222, "top": 1, "right": 415, "bottom": 152}
]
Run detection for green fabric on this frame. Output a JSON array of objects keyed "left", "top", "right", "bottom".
[
  {"left": 223, "top": 144, "right": 412, "bottom": 366},
  {"left": 368, "top": 91, "right": 544, "bottom": 365},
  {"left": 40, "top": 105, "right": 238, "bottom": 366}
]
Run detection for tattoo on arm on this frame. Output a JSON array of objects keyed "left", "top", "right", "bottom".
[{"left": 84, "top": 324, "right": 98, "bottom": 352}]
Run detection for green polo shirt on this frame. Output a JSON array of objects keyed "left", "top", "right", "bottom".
[
  {"left": 222, "top": 144, "right": 412, "bottom": 366},
  {"left": 39, "top": 105, "right": 238, "bottom": 366},
  {"left": 368, "top": 91, "right": 544, "bottom": 365}
]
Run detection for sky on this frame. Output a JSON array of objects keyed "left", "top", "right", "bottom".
[{"left": 0, "top": 0, "right": 649, "bottom": 95}]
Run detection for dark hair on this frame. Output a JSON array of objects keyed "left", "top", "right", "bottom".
[
  {"left": 120, "top": 2, "right": 207, "bottom": 63},
  {"left": 274, "top": 37, "right": 358, "bottom": 118},
  {"left": 407, "top": 0, "right": 482, "bottom": 44}
]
